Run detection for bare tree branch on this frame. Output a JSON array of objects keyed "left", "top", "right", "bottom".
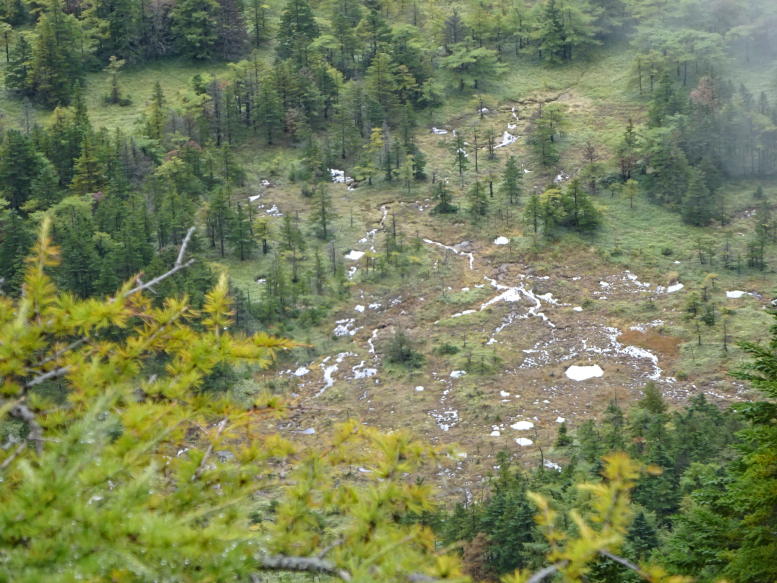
[
  {"left": 35, "top": 338, "right": 87, "bottom": 368},
  {"left": 122, "top": 227, "right": 197, "bottom": 299},
  {"left": 257, "top": 554, "right": 353, "bottom": 581},
  {"left": 192, "top": 418, "right": 228, "bottom": 481},
  {"left": 317, "top": 538, "right": 344, "bottom": 559},
  {"left": 10, "top": 403, "right": 44, "bottom": 454},
  {"left": 25, "top": 366, "right": 70, "bottom": 390},
  {"left": 176, "top": 226, "right": 196, "bottom": 268},
  {"left": 526, "top": 562, "right": 568, "bottom": 583},
  {"left": 255, "top": 554, "right": 451, "bottom": 583},
  {"left": 0, "top": 441, "right": 26, "bottom": 471},
  {"left": 599, "top": 550, "right": 644, "bottom": 575}
]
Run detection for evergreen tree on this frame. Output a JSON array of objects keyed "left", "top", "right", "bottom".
[
  {"left": 28, "top": 0, "right": 85, "bottom": 106},
  {"left": 0, "top": 129, "right": 47, "bottom": 211},
  {"left": 276, "top": 0, "right": 319, "bottom": 65},
  {"left": 682, "top": 167, "right": 714, "bottom": 226},
  {"left": 499, "top": 155, "right": 522, "bottom": 205},
  {"left": 467, "top": 180, "right": 488, "bottom": 220},
  {"left": 227, "top": 201, "right": 255, "bottom": 260},
  {"left": 214, "top": 0, "right": 247, "bottom": 60},
  {"left": 145, "top": 82, "right": 168, "bottom": 141},
  {"left": 431, "top": 180, "right": 457, "bottom": 214},
  {"left": 5, "top": 33, "right": 32, "bottom": 96},
  {"left": 81, "top": 0, "right": 141, "bottom": 61},
  {"left": 0, "top": 209, "right": 34, "bottom": 293},
  {"left": 312, "top": 183, "right": 336, "bottom": 240},
  {"left": 171, "top": 0, "right": 220, "bottom": 60}
]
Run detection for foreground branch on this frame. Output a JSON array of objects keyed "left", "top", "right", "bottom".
[
  {"left": 122, "top": 227, "right": 197, "bottom": 299},
  {"left": 600, "top": 550, "right": 644, "bottom": 576},
  {"left": 257, "top": 554, "right": 352, "bottom": 581},
  {"left": 25, "top": 366, "right": 70, "bottom": 390},
  {"left": 10, "top": 403, "right": 44, "bottom": 454},
  {"left": 526, "top": 562, "right": 568, "bottom": 583},
  {"left": 192, "top": 418, "right": 228, "bottom": 481},
  {"left": 255, "top": 554, "right": 451, "bottom": 583}
]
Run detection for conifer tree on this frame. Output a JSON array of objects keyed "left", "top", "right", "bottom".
[
  {"left": 499, "top": 155, "right": 522, "bottom": 204},
  {"left": 681, "top": 167, "right": 714, "bottom": 226},
  {"left": 4, "top": 33, "right": 32, "bottom": 96},
  {"left": 276, "top": 0, "right": 319, "bottom": 65},
  {"left": 28, "top": 0, "right": 84, "bottom": 106},
  {"left": 467, "top": 180, "right": 488, "bottom": 220},
  {"left": 227, "top": 201, "right": 255, "bottom": 259},
  {"left": 0, "top": 129, "right": 46, "bottom": 210},
  {"left": 170, "top": 0, "right": 220, "bottom": 60}
]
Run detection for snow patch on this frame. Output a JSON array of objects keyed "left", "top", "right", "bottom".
[
  {"left": 726, "top": 290, "right": 748, "bottom": 299},
  {"left": 495, "top": 132, "right": 518, "bottom": 149},
  {"left": 345, "top": 250, "right": 365, "bottom": 261},
  {"left": 333, "top": 318, "right": 359, "bottom": 337},
  {"left": 450, "top": 370, "right": 467, "bottom": 378},
  {"left": 329, "top": 169, "right": 353, "bottom": 184},
  {"left": 293, "top": 366, "right": 310, "bottom": 377},
  {"left": 510, "top": 421, "right": 534, "bottom": 430},
  {"left": 430, "top": 409, "right": 459, "bottom": 431},
  {"left": 352, "top": 361, "right": 377, "bottom": 379},
  {"left": 565, "top": 364, "right": 604, "bottom": 381},
  {"left": 494, "top": 236, "right": 510, "bottom": 245},
  {"left": 515, "top": 437, "right": 533, "bottom": 446}
]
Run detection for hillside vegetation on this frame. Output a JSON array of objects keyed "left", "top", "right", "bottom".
[{"left": 1, "top": 0, "right": 777, "bottom": 581}]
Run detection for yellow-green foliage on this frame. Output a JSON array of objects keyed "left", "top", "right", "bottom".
[
  {"left": 0, "top": 219, "right": 467, "bottom": 583},
  {"left": 502, "top": 453, "right": 693, "bottom": 583}
]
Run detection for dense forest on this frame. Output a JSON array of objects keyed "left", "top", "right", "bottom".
[{"left": 1, "top": 0, "right": 776, "bottom": 580}]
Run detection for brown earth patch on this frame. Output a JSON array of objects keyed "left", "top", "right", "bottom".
[{"left": 617, "top": 329, "right": 682, "bottom": 359}]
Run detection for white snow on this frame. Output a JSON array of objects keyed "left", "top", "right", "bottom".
[
  {"left": 494, "top": 236, "right": 510, "bottom": 245},
  {"left": 293, "top": 366, "right": 310, "bottom": 377},
  {"left": 333, "top": 318, "right": 359, "bottom": 337},
  {"left": 265, "top": 204, "right": 282, "bottom": 217},
  {"left": 430, "top": 409, "right": 459, "bottom": 431},
  {"left": 249, "top": 194, "right": 262, "bottom": 202},
  {"left": 451, "top": 309, "right": 477, "bottom": 318},
  {"left": 500, "top": 390, "right": 510, "bottom": 397},
  {"left": 573, "top": 306, "right": 583, "bottom": 312},
  {"left": 657, "top": 283, "right": 684, "bottom": 293},
  {"left": 515, "top": 438, "right": 533, "bottom": 447},
  {"left": 510, "top": 421, "right": 534, "bottom": 430},
  {"left": 565, "top": 364, "right": 604, "bottom": 381},
  {"left": 354, "top": 304, "right": 365, "bottom": 313},
  {"left": 329, "top": 168, "right": 353, "bottom": 184},
  {"left": 727, "top": 290, "right": 748, "bottom": 299},
  {"left": 367, "top": 329, "right": 379, "bottom": 354},
  {"left": 352, "top": 361, "right": 377, "bottom": 379},
  {"left": 423, "top": 239, "right": 475, "bottom": 270},
  {"left": 345, "top": 250, "right": 365, "bottom": 261},
  {"left": 297, "top": 427, "right": 316, "bottom": 435},
  {"left": 450, "top": 370, "right": 467, "bottom": 378},
  {"left": 415, "top": 386, "right": 424, "bottom": 392},
  {"left": 432, "top": 127, "right": 449, "bottom": 135},
  {"left": 490, "top": 430, "right": 501, "bottom": 437},
  {"left": 556, "top": 417, "right": 566, "bottom": 423},
  {"left": 495, "top": 132, "right": 518, "bottom": 149},
  {"left": 544, "top": 459, "right": 562, "bottom": 471}
]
